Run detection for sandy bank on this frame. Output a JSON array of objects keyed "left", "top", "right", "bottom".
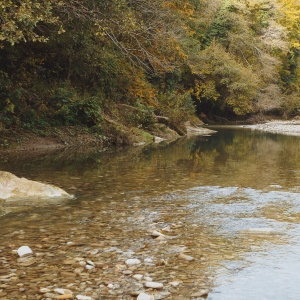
[{"left": 243, "top": 119, "right": 300, "bottom": 136}]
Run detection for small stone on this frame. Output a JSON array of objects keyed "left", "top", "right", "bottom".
[
  {"left": 133, "top": 274, "right": 143, "bottom": 281},
  {"left": 130, "top": 290, "right": 141, "bottom": 297},
  {"left": 151, "top": 231, "right": 164, "bottom": 237},
  {"left": 86, "top": 260, "right": 94, "bottom": 266},
  {"left": 169, "top": 281, "right": 181, "bottom": 287},
  {"left": 19, "top": 257, "right": 36, "bottom": 266},
  {"left": 144, "top": 276, "right": 153, "bottom": 282},
  {"left": 40, "top": 288, "right": 51, "bottom": 293},
  {"left": 191, "top": 289, "right": 209, "bottom": 297},
  {"left": 56, "top": 295, "right": 73, "bottom": 299},
  {"left": 107, "top": 283, "right": 114, "bottom": 289},
  {"left": 76, "top": 295, "right": 92, "bottom": 300},
  {"left": 85, "top": 264, "right": 94, "bottom": 270},
  {"left": 178, "top": 253, "right": 194, "bottom": 261},
  {"left": 137, "top": 292, "right": 155, "bottom": 300},
  {"left": 54, "top": 288, "right": 73, "bottom": 295},
  {"left": 154, "top": 136, "right": 166, "bottom": 143},
  {"left": 145, "top": 282, "right": 164, "bottom": 289},
  {"left": 157, "top": 259, "right": 168, "bottom": 266},
  {"left": 45, "top": 293, "right": 59, "bottom": 298},
  {"left": 125, "top": 258, "right": 141, "bottom": 266},
  {"left": 123, "top": 270, "right": 133, "bottom": 275},
  {"left": 144, "top": 258, "right": 153, "bottom": 263},
  {"left": 161, "top": 226, "right": 171, "bottom": 232},
  {"left": 17, "top": 246, "right": 33, "bottom": 257}
]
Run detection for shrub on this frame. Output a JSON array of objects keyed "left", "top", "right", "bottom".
[{"left": 157, "top": 92, "right": 195, "bottom": 124}]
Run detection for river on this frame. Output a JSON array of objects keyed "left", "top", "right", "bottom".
[{"left": 1, "top": 127, "right": 300, "bottom": 299}]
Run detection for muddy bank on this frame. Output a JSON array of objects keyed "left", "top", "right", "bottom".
[{"left": 242, "top": 119, "right": 300, "bottom": 136}]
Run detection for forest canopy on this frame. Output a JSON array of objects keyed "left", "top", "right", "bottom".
[{"left": 1, "top": 0, "right": 300, "bottom": 136}]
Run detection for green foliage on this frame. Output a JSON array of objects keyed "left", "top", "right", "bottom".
[
  {"left": 279, "top": 48, "right": 300, "bottom": 92},
  {"left": 198, "top": 43, "right": 259, "bottom": 115},
  {"left": 1, "top": 0, "right": 300, "bottom": 135},
  {"left": 131, "top": 101, "right": 155, "bottom": 128},
  {"left": 0, "top": 0, "right": 63, "bottom": 46},
  {"left": 282, "top": 93, "right": 300, "bottom": 116},
  {"left": 157, "top": 92, "right": 195, "bottom": 124},
  {"left": 201, "top": 2, "right": 240, "bottom": 49},
  {"left": 48, "top": 87, "right": 103, "bottom": 127},
  {"left": 247, "top": 1, "right": 274, "bottom": 34}
]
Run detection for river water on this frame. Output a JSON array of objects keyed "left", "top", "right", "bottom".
[{"left": 1, "top": 127, "right": 300, "bottom": 299}]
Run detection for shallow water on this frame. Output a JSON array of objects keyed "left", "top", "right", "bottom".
[{"left": 1, "top": 127, "right": 300, "bottom": 299}]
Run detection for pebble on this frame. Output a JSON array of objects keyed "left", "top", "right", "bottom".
[
  {"left": 191, "top": 289, "right": 209, "bottom": 297},
  {"left": 133, "top": 274, "right": 144, "bottom": 281},
  {"left": 144, "top": 276, "right": 153, "bottom": 282},
  {"left": 45, "top": 292, "right": 59, "bottom": 298},
  {"left": 170, "top": 281, "right": 181, "bottom": 287},
  {"left": 178, "top": 253, "right": 194, "bottom": 261},
  {"left": 76, "top": 295, "right": 92, "bottom": 300},
  {"left": 144, "top": 281, "right": 164, "bottom": 289},
  {"left": 17, "top": 246, "right": 33, "bottom": 257},
  {"left": 151, "top": 230, "right": 164, "bottom": 237},
  {"left": 137, "top": 292, "right": 155, "bottom": 300},
  {"left": 40, "top": 288, "right": 51, "bottom": 293},
  {"left": 125, "top": 258, "right": 141, "bottom": 266},
  {"left": 56, "top": 295, "right": 73, "bottom": 299},
  {"left": 54, "top": 288, "right": 73, "bottom": 295},
  {"left": 86, "top": 260, "right": 94, "bottom": 266}
]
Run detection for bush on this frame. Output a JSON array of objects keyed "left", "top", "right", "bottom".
[
  {"left": 44, "top": 85, "right": 103, "bottom": 127},
  {"left": 282, "top": 93, "right": 300, "bottom": 116},
  {"left": 126, "top": 101, "right": 154, "bottom": 128},
  {"left": 157, "top": 92, "right": 195, "bottom": 124}
]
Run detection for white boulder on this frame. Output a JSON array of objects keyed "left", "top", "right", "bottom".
[{"left": 0, "top": 171, "right": 73, "bottom": 201}]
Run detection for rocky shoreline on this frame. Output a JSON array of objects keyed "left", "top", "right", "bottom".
[{"left": 242, "top": 119, "right": 300, "bottom": 136}]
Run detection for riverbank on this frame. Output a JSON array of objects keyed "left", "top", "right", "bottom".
[
  {"left": 0, "top": 120, "right": 216, "bottom": 153},
  {"left": 3, "top": 117, "right": 300, "bottom": 155},
  {"left": 242, "top": 119, "right": 300, "bottom": 136}
]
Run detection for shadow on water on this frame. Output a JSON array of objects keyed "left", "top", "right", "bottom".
[{"left": 1, "top": 127, "right": 300, "bottom": 299}]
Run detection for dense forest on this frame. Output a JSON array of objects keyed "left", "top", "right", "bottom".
[{"left": 1, "top": 0, "right": 300, "bottom": 144}]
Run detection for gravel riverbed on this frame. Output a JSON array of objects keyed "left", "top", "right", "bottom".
[{"left": 243, "top": 119, "right": 300, "bottom": 136}]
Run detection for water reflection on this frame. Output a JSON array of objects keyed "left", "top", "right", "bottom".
[
  {"left": 1, "top": 127, "right": 300, "bottom": 299},
  {"left": 1, "top": 128, "right": 300, "bottom": 196}
]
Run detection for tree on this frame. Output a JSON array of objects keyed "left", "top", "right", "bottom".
[{"left": 0, "top": 0, "right": 63, "bottom": 46}]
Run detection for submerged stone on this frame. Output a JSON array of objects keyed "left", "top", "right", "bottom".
[
  {"left": 17, "top": 246, "right": 33, "bottom": 257},
  {"left": 137, "top": 292, "right": 155, "bottom": 300},
  {"left": 125, "top": 258, "right": 141, "bottom": 266},
  {"left": 144, "top": 281, "right": 164, "bottom": 289}
]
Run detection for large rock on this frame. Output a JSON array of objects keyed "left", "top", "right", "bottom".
[
  {"left": 184, "top": 121, "right": 216, "bottom": 136},
  {"left": 0, "top": 171, "right": 73, "bottom": 201}
]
